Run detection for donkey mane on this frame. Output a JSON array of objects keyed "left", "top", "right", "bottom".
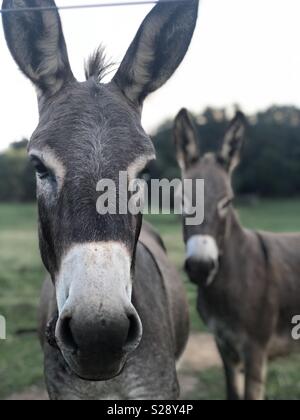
[{"left": 84, "top": 46, "right": 115, "bottom": 82}]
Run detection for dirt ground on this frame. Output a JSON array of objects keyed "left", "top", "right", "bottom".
[
  {"left": 178, "top": 333, "right": 222, "bottom": 399},
  {"left": 6, "top": 333, "right": 221, "bottom": 401}
]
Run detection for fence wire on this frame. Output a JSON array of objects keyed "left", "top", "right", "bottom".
[{"left": 0, "top": 0, "right": 192, "bottom": 14}]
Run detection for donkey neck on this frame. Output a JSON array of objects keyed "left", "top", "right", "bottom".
[{"left": 222, "top": 207, "right": 249, "bottom": 259}]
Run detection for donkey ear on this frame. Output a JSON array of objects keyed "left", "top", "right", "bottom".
[
  {"left": 174, "top": 108, "right": 200, "bottom": 171},
  {"left": 218, "top": 112, "right": 247, "bottom": 173},
  {"left": 113, "top": 0, "right": 199, "bottom": 106},
  {"left": 2, "top": 0, "right": 75, "bottom": 96}
]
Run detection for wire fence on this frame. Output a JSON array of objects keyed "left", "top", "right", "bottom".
[{"left": 0, "top": 0, "right": 191, "bottom": 14}]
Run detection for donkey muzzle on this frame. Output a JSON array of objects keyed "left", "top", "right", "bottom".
[
  {"left": 185, "top": 235, "right": 219, "bottom": 286},
  {"left": 54, "top": 242, "right": 143, "bottom": 381},
  {"left": 185, "top": 258, "right": 219, "bottom": 287}
]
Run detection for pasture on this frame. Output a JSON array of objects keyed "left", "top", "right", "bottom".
[{"left": 1, "top": 200, "right": 300, "bottom": 399}]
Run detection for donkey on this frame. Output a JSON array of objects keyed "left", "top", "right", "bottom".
[
  {"left": 2, "top": 0, "right": 199, "bottom": 400},
  {"left": 174, "top": 109, "right": 300, "bottom": 400}
]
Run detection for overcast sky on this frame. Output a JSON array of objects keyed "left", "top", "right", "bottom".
[{"left": 1, "top": 0, "right": 300, "bottom": 151}]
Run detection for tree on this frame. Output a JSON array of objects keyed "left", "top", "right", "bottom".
[
  {"left": 0, "top": 139, "right": 35, "bottom": 202},
  {"left": 150, "top": 106, "right": 300, "bottom": 197}
]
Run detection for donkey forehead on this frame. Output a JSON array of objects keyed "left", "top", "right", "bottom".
[
  {"left": 29, "top": 81, "right": 155, "bottom": 170},
  {"left": 187, "top": 154, "right": 232, "bottom": 198}
]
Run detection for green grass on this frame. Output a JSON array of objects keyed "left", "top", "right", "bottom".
[
  {"left": 0, "top": 204, "right": 44, "bottom": 399},
  {"left": 1, "top": 199, "right": 300, "bottom": 399},
  {"left": 183, "top": 353, "right": 300, "bottom": 401},
  {"left": 238, "top": 198, "right": 300, "bottom": 232}
]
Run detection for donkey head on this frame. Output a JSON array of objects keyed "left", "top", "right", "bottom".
[
  {"left": 2, "top": 0, "right": 199, "bottom": 380},
  {"left": 174, "top": 109, "right": 246, "bottom": 286}
]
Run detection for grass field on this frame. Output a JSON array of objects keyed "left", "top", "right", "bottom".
[{"left": 1, "top": 200, "right": 300, "bottom": 399}]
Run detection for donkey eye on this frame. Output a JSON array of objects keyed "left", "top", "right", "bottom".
[
  {"left": 220, "top": 198, "right": 232, "bottom": 209},
  {"left": 30, "top": 157, "right": 51, "bottom": 180},
  {"left": 218, "top": 197, "right": 233, "bottom": 217}
]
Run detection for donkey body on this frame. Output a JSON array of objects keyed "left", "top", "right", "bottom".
[
  {"left": 2, "top": 0, "right": 198, "bottom": 400},
  {"left": 174, "top": 110, "right": 300, "bottom": 400}
]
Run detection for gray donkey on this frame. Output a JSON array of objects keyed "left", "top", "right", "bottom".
[
  {"left": 174, "top": 109, "right": 300, "bottom": 400},
  {"left": 2, "top": 0, "right": 199, "bottom": 400}
]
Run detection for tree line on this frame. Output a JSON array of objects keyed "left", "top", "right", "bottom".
[
  {"left": 0, "top": 139, "right": 35, "bottom": 202},
  {"left": 1, "top": 106, "right": 300, "bottom": 202},
  {"left": 150, "top": 106, "right": 300, "bottom": 197}
]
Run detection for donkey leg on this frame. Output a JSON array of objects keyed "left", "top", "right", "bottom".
[
  {"left": 244, "top": 344, "right": 268, "bottom": 401},
  {"left": 217, "top": 341, "right": 244, "bottom": 400}
]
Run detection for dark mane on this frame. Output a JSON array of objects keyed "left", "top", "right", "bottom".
[{"left": 84, "top": 46, "right": 115, "bottom": 82}]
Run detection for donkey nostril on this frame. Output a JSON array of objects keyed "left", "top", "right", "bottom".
[
  {"left": 123, "top": 313, "right": 142, "bottom": 353},
  {"left": 58, "top": 315, "right": 78, "bottom": 353}
]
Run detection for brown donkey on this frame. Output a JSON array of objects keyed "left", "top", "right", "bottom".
[
  {"left": 2, "top": 0, "right": 199, "bottom": 400},
  {"left": 174, "top": 109, "right": 300, "bottom": 400}
]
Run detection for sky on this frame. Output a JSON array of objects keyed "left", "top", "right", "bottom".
[{"left": 1, "top": 0, "right": 300, "bottom": 150}]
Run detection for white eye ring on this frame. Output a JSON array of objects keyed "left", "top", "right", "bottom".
[{"left": 218, "top": 196, "right": 233, "bottom": 218}]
